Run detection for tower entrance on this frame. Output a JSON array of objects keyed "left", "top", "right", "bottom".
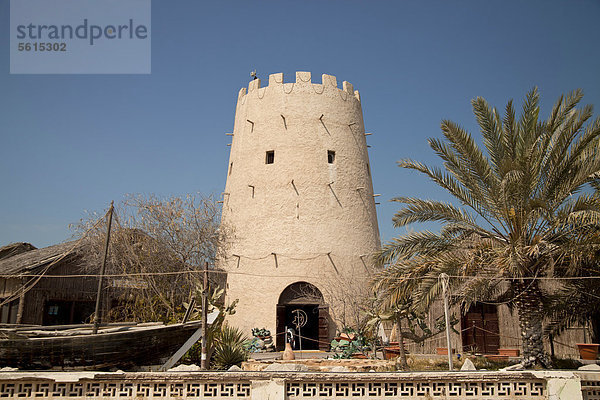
[{"left": 276, "top": 282, "right": 329, "bottom": 351}]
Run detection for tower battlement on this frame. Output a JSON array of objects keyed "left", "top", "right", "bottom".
[{"left": 238, "top": 71, "right": 361, "bottom": 102}]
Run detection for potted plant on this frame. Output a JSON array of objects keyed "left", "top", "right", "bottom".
[
  {"left": 251, "top": 328, "right": 271, "bottom": 340},
  {"left": 330, "top": 329, "right": 367, "bottom": 359}
]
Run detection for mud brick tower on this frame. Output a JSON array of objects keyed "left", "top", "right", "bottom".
[{"left": 220, "top": 72, "right": 380, "bottom": 350}]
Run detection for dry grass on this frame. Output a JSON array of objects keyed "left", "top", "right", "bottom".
[{"left": 396, "top": 355, "right": 514, "bottom": 371}]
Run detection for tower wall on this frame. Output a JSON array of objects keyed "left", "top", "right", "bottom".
[{"left": 220, "top": 71, "right": 380, "bottom": 337}]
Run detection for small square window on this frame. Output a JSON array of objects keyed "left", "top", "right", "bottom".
[
  {"left": 328, "top": 150, "right": 335, "bottom": 164},
  {"left": 266, "top": 151, "right": 274, "bottom": 164}
]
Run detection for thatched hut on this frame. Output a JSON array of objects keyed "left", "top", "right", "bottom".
[
  {"left": 0, "top": 237, "right": 227, "bottom": 327},
  {"left": 0, "top": 242, "right": 107, "bottom": 325}
]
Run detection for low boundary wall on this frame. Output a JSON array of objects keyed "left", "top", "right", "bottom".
[{"left": 0, "top": 370, "right": 598, "bottom": 400}]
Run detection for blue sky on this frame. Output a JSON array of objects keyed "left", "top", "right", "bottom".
[{"left": 1, "top": 0, "right": 600, "bottom": 248}]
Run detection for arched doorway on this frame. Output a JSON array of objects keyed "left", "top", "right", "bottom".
[{"left": 276, "top": 282, "right": 329, "bottom": 351}]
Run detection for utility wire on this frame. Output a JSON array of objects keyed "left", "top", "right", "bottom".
[{"left": 2, "top": 270, "right": 600, "bottom": 280}]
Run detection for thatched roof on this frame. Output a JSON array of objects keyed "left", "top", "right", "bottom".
[
  {"left": 0, "top": 242, "right": 37, "bottom": 261},
  {"left": 0, "top": 241, "right": 79, "bottom": 277}
]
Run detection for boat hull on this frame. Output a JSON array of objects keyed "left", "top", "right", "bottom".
[{"left": 0, "top": 321, "right": 202, "bottom": 370}]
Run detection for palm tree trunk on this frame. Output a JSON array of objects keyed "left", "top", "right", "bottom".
[
  {"left": 395, "top": 315, "right": 408, "bottom": 368},
  {"left": 513, "top": 280, "right": 551, "bottom": 368}
]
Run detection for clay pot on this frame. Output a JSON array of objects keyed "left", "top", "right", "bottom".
[
  {"left": 577, "top": 343, "right": 599, "bottom": 360},
  {"left": 383, "top": 347, "right": 402, "bottom": 360},
  {"left": 436, "top": 347, "right": 455, "bottom": 355},
  {"left": 283, "top": 342, "right": 295, "bottom": 360},
  {"left": 499, "top": 348, "right": 520, "bottom": 357}
]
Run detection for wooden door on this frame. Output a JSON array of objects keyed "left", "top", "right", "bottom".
[
  {"left": 275, "top": 305, "right": 286, "bottom": 351},
  {"left": 318, "top": 305, "right": 329, "bottom": 351},
  {"left": 461, "top": 303, "right": 500, "bottom": 354}
]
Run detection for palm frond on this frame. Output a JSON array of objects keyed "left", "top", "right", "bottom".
[
  {"left": 373, "top": 230, "right": 460, "bottom": 265},
  {"left": 391, "top": 197, "right": 478, "bottom": 227},
  {"left": 472, "top": 97, "right": 506, "bottom": 176}
]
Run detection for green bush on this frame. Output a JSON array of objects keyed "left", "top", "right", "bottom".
[{"left": 212, "top": 324, "right": 249, "bottom": 370}]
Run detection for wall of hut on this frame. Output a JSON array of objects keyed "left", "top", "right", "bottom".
[
  {"left": 397, "top": 301, "right": 583, "bottom": 359},
  {"left": 17, "top": 260, "right": 110, "bottom": 325},
  {"left": 0, "top": 277, "right": 21, "bottom": 298},
  {"left": 0, "top": 278, "right": 21, "bottom": 324}
]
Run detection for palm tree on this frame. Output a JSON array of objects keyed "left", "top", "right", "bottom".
[
  {"left": 545, "top": 173, "right": 600, "bottom": 345},
  {"left": 375, "top": 88, "right": 600, "bottom": 368}
]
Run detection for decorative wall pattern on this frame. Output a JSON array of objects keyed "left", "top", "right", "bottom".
[
  {"left": 286, "top": 380, "right": 546, "bottom": 399},
  {"left": 0, "top": 381, "right": 251, "bottom": 399},
  {"left": 582, "top": 380, "right": 600, "bottom": 400},
  {"left": 0, "top": 374, "right": 598, "bottom": 400}
]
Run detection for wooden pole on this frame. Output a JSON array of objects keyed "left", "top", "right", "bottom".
[
  {"left": 16, "top": 278, "right": 25, "bottom": 324},
  {"left": 93, "top": 201, "right": 114, "bottom": 334},
  {"left": 182, "top": 297, "right": 196, "bottom": 324},
  {"left": 396, "top": 314, "right": 408, "bottom": 368},
  {"left": 201, "top": 262, "right": 209, "bottom": 370},
  {"left": 440, "top": 273, "right": 454, "bottom": 371}
]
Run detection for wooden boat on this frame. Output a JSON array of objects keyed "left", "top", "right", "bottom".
[{"left": 0, "top": 320, "right": 203, "bottom": 370}]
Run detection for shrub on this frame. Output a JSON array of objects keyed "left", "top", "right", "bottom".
[{"left": 212, "top": 324, "right": 249, "bottom": 370}]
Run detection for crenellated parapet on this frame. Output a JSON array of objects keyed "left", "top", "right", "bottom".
[{"left": 237, "top": 71, "right": 361, "bottom": 102}]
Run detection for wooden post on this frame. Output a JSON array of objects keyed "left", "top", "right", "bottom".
[
  {"left": 440, "top": 273, "right": 454, "bottom": 371},
  {"left": 396, "top": 314, "right": 408, "bottom": 368},
  {"left": 93, "top": 201, "right": 114, "bottom": 335},
  {"left": 182, "top": 297, "right": 196, "bottom": 323},
  {"left": 201, "top": 262, "right": 209, "bottom": 370},
  {"left": 16, "top": 278, "right": 25, "bottom": 324}
]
